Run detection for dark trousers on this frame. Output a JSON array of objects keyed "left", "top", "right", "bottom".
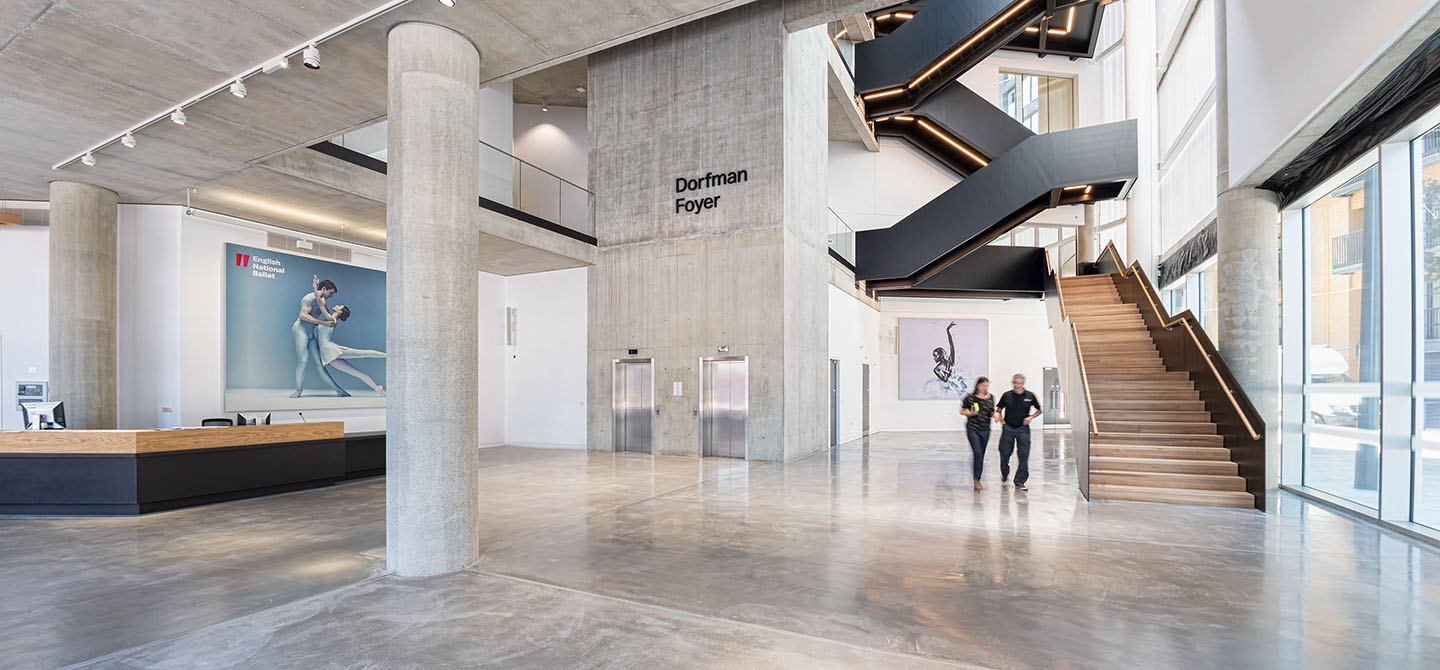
[
  {"left": 965, "top": 427, "right": 990, "bottom": 480},
  {"left": 998, "top": 424, "right": 1031, "bottom": 485}
]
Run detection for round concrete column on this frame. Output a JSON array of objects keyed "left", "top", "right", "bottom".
[
  {"left": 48, "top": 181, "right": 118, "bottom": 429},
  {"left": 1216, "top": 187, "right": 1280, "bottom": 484},
  {"left": 385, "top": 22, "right": 482, "bottom": 577},
  {"left": 1078, "top": 202, "right": 1098, "bottom": 264}
]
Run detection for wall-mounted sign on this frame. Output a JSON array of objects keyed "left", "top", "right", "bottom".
[{"left": 673, "top": 169, "right": 749, "bottom": 214}]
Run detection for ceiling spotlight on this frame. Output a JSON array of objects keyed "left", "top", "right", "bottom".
[
  {"left": 230, "top": 79, "right": 247, "bottom": 98},
  {"left": 541, "top": 102, "right": 549, "bottom": 112},
  {"left": 80, "top": 151, "right": 95, "bottom": 167},
  {"left": 121, "top": 132, "right": 136, "bottom": 148},
  {"left": 438, "top": 0, "right": 456, "bottom": 6},
  {"left": 302, "top": 43, "right": 320, "bottom": 70},
  {"left": 171, "top": 108, "right": 187, "bottom": 125},
  {"left": 262, "top": 56, "right": 289, "bottom": 74}
]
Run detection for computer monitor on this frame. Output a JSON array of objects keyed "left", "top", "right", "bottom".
[
  {"left": 20, "top": 401, "right": 65, "bottom": 430},
  {"left": 236, "top": 411, "right": 271, "bottom": 426}
]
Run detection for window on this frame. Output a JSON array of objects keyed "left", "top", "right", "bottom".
[
  {"left": 1303, "top": 163, "right": 1381, "bottom": 509},
  {"left": 1414, "top": 126, "right": 1440, "bottom": 528},
  {"left": 998, "top": 72, "right": 1074, "bottom": 133}
]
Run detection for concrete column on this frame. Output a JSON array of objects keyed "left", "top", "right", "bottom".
[
  {"left": 385, "top": 22, "right": 481, "bottom": 577},
  {"left": 1216, "top": 187, "right": 1280, "bottom": 487},
  {"left": 48, "top": 181, "right": 118, "bottom": 429},
  {"left": 1078, "top": 202, "right": 1097, "bottom": 264}
]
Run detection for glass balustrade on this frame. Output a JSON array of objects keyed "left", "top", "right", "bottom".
[
  {"left": 828, "top": 209, "right": 856, "bottom": 265},
  {"left": 478, "top": 140, "right": 594, "bottom": 238}
]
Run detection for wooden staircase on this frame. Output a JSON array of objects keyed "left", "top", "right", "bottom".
[{"left": 1061, "top": 274, "right": 1255, "bottom": 509}]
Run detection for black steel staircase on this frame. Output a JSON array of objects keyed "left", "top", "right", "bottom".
[{"left": 847, "top": 0, "right": 1136, "bottom": 296}]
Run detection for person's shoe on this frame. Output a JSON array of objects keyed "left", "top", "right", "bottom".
[
  {"left": 376, "top": 385, "right": 385, "bottom": 397},
  {"left": 1014, "top": 482, "right": 1028, "bottom": 491},
  {"left": 289, "top": 390, "right": 303, "bottom": 398},
  {"left": 1001, "top": 474, "right": 1009, "bottom": 483},
  {"left": 336, "top": 390, "right": 351, "bottom": 398},
  {"left": 973, "top": 480, "right": 984, "bottom": 491}
]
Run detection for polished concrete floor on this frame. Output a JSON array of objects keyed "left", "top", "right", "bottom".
[{"left": 3, "top": 430, "right": 1439, "bottom": 669}]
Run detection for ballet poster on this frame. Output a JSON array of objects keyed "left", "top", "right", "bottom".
[
  {"left": 897, "top": 318, "right": 987, "bottom": 400},
  {"left": 224, "top": 244, "right": 387, "bottom": 410}
]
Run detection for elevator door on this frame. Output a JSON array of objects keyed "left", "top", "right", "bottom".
[
  {"left": 701, "top": 357, "right": 748, "bottom": 458},
  {"left": 613, "top": 359, "right": 653, "bottom": 453}
]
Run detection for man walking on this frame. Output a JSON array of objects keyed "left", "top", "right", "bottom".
[{"left": 993, "top": 373, "right": 1042, "bottom": 490}]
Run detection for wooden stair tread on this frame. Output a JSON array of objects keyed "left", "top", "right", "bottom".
[
  {"left": 1089, "top": 456, "right": 1237, "bottom": 475},
  {"left": 1091, "top": 444, "right": 1231, "bottom": 460},
  {"left": 1092, "top": 432, "right": 1224, "bottom": 446},
  {"left": 1091, "top": 469, "right": 1246, "bottom": 490},
  {"left": 1089, "top": 484, "right": 1255, "bottom": 508}
]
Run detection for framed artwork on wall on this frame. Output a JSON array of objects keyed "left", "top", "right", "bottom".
[{"left": 897, "top": 318, "right": 988, "bottom": 400}]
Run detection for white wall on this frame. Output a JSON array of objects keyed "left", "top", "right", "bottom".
[
  {"left": 478, "top": 271, "right": 507, "bottom": 447},
  {"left": 958, "top": 50, "right": 1104, "bottom": 130},
  {"left": 503, "top": 267, "right": 588, "bottom": 449},
  {"left": 0, "top": 222, "right": 49, "bottom": 431},
  {"left": 117, "top": 205, "right": 182, "bottom": 429},
  {"left": 828, "top": 285, "right": 881, "bottom": 443},
  {"left": 1226, "top": 0, "right": 1434, "bottom": 185},
  {"left": 829, "top": 292, "right": 1056, "bottom": 434},
  {"left": 514, "top": 103, "right": 588, "bottom": 188},
  {"left": 829, "top": 137, "right": 958, "bottom": 231}
]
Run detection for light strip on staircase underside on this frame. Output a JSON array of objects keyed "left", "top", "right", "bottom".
[
  {"left": 862, "top": 87, "right": 906, "bottom": 101},
  {"left": 1025, "top": 6, "right": 1076, "bottom": 35},
  {"left": 909, "top": 0, "right": 1033, "bottom": 89},
  {"left": 916, "top": 118, "right": 987, "bottom": 166}
]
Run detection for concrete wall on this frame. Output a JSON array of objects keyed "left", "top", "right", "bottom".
[
  {"left": 0, "top": 222, "right": 49, "bottom": 431},
  {"left": 587, "top": 1, "right": 830, "bottom": 461},
  {"left": 1226, "top": 0, "right": 1433, "bottom": 186}
]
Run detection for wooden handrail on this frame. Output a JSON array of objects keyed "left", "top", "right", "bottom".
[{"left": 1099, "top": 243, "right": 1262, "bottom": 441}]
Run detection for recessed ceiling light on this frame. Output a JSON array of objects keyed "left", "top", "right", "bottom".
[
  {"left": 171, "top": 108, "right": 187, "bottom": 125},
  {"left": 438, "top": 0, "right": 456, "bottom": 6},
  {"left": 576, "top": 86, "right": 586, "bottom": 93},
  {"left": 81, "top": 152, "right": 95, "bottom": 166},
  {"left": 230, "top": 79, "right": 247, "bottom": 98},
  {"left": 121, "top": 132, "right": 136, "bottom": 148}
]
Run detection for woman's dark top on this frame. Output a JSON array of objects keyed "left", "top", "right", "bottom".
[{"left": 961, "top": 392, "right": 995, "bottom": 432}]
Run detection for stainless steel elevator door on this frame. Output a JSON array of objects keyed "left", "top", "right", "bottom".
[
  {"left": 862, "top": 363, "right": 871, "bottom": 436},
  {"left": 701, "top": 358, "right": 748, "bottom": 459},
  {"left": 613, "top": 360, "right": 653, "bottom": 453}
]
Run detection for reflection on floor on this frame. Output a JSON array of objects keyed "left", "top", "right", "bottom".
[{"left": 2, "top": 430, "right": 1438, "bottom": 669}]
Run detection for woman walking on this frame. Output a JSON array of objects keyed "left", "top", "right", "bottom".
[{"left": 960, "top": 377, "right": 995, "bottom": 490}]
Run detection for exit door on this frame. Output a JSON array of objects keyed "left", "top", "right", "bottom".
[
  {"left": 701, "top": 357, "right": 748, "bottom": 458},
  {"left": 1042, "top": 366, "right": 1067, "bottom": 425},
  {"left": 613, "top": 359, "right": 653, "bottom": 453}
]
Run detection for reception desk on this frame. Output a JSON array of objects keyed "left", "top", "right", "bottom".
[{"left": 0, "top": 423, "right": 381, "bottom": 515}]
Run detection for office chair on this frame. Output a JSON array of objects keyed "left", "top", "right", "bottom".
[{"left": 200, "top": 417, "right": 234, "bottom": 427}]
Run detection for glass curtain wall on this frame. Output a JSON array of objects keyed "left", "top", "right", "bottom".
[
  {"left": 1302, "top": 164, "right": 1382, "bottom": 509},
  {"left": 1414, "top": 126, "right": 1440, "bottom": 527}
]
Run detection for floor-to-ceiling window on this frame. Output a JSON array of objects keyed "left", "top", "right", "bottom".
[
  {"left": 1302, "top": 164, "right": 1382, "bottom": 509},
  {"left": 1413, "top": 125, "right": 1440, "bottom": 529}
]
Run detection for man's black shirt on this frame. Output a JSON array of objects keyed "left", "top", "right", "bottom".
[{"left": 995, "top": 389, "right": 1041, "bottom": 428}]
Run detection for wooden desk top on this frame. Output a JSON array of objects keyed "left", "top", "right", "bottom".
[{"left": 0, "top": 422, "right": 345, "bottom": 455}]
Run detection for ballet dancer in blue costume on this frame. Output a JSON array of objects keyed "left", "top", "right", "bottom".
[
  {"left": 315, "top": 303, "right": 386, "bottom": 395},
  {"left": 290, "top": 274, "right": 350, "bottom": 398}
]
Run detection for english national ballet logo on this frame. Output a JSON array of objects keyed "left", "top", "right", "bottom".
[{"left": 235, "top": 252, "right": 285, "bottom": 280}]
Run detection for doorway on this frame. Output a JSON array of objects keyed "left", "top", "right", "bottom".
[
  {"left": 862, "top": 363, "right": 871, "bottom": 436},
  {"left": 701, "top": 357, "right": 748, "bottom": 458},
  {"left": 830, "top": 358, "right": 839, "bottom": 447},
  {"left": 612, "top": 359, "right": 653, "bottom": 453}
]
